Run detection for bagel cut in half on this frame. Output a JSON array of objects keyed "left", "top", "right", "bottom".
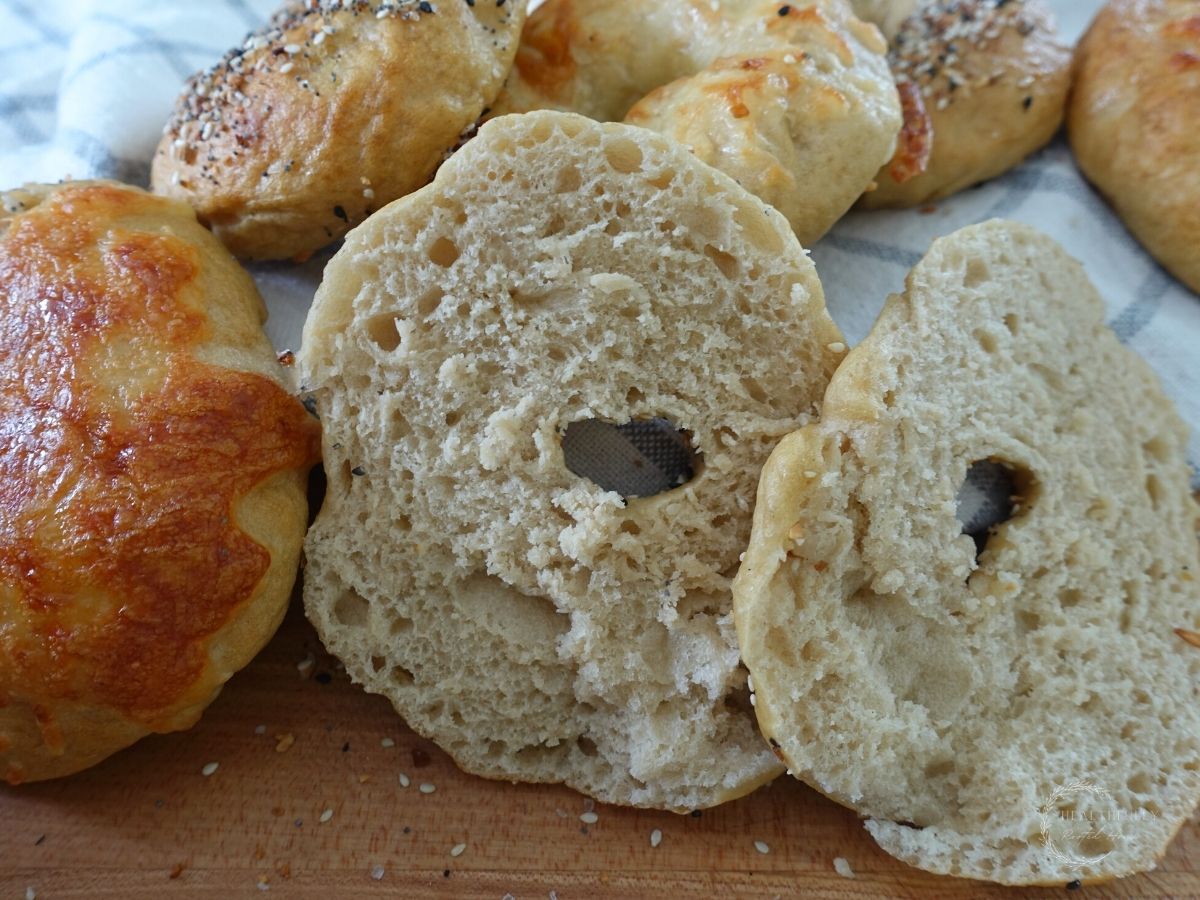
[
  {"left": 734, "top": 220, "right": 1200, "bottom": 883},
  {"left": 300, "top": 111, "right": 847, "bottom": 810},
  {"left": 0, "top": 182, "right": 321, "bottom": 783}
]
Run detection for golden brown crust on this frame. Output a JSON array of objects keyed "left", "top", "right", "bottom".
[
  {"left": 860, "top": 0, "right": 1071, "bottom": 208},
  {"left": 493, "top": 0, "right": 902, "bottom": 246},
  {"left": 150, "top": 0, "right": 526, "bottom": 261},
  {"left": 0, "top": 182, "right": 321, "bottom": 783},
  {"left": 1069, "top": 0, "right": 1200, "bottom": 295}
]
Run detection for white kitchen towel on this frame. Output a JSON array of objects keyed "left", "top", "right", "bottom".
[{"left": 0, "top": 0, "right": 1196, "bottom": 486}]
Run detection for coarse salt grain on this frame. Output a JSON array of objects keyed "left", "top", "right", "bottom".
[
  {"left": 419, "top": 782, "right": 436, "bottom": 794},
  {"left": 201, "top": 762, "right": 219, "bottom": 777},
  {"left": 834, "top": 857, "right": 855, "bottom": 878},
  {"left": 370, "top": 864, "right": 385, "bottom": 881},
  {"left": 754, "top": 840, "right": 770, "bottom": 854},
  {"left": 398, "top": 772, "right": 411, "bottom": 788},
  {"left": 319, "top": 808, "right": 334, "bottom": 823},
  {"left": 650, "top": 829, "right": 663, "bottom": 848},
  {"left": 580, "top": 811, "right": 599, "bottom": 824},
  {"left": 450, "top": 842, "right": 467, "bottom": 857}
]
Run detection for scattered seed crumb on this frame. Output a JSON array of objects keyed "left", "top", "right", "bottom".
[
  {"left": 319, "top": 808, "right": 334, "bottom": 824},
  {"left": 399, "top": 772, "right": 411, "bottom": 788},
  {"left": 297, "top": 653, "right": 315, "bottom": 677},
  {"left": 254, "top": 724, "right": 266, "bottom": 735},
  {"left": 419, "top": 782, "right": 437, "bottom": 794},
  {"left": 256, "top": 874, "right": 270, "bottom": 892},
  {"left": 201, "top": 762, "right": 219, "bottom": 777},
  {"left": 502, "top": 894, "right": 515, "bottom": 900},
  {"left": 358, "top": 774, "right": 370, "bottom": 784},
  {"left": 381, "top": 738, "right": 395, "bottom": 748},
  {"left": 580, "top": 811, "right": 599, "bottom": 825},
  {"left": 369, "top": 864, "right": 385, "bottom": 881},
  {"left": 450, "top": 842, "right": 467, "bottom": 858},
  {"left": 754, "top": 840, "right": 771, "bottom": 854},
  {"left": 827, "top": 342, "right": 847, "bottom": 353},
  {"left": 650, "top": 829, "right": 663, "bottom": 848},
  {"left": 275, "top": 733, "right": 295, "bottom": 753},
  {"left": 834, "top": 857, "right": 855, "bottom": 878},
  {"left": 549, "top": 892, "right": 558, "bottom": 900},
  {"left": 25, "top": 888, "right": 36, "bottom": 900}
]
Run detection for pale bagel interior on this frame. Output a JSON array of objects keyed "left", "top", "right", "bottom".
[
  {"left": 300, "top": 110, "right": 847, "bottom": 810},
  {"left": 734, "top": 220, "right": 1200, "bottom": 883}
]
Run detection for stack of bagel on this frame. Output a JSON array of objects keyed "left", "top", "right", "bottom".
[{"left": 1, "top": 0, "right": 1197, "bottom": 891}]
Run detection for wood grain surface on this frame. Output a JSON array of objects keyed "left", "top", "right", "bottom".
[{"left": 2, "top": 601, "right": 1197, "bottom": 900}]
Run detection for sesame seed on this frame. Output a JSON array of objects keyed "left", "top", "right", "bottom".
[
  {"left": 25, "top": 888, "right": 36, "bottom": 900},
  {"left": 313, "top": 30, "right": 327, "bottom": 45},
  {"left": 803, "top": 470, "right": 818, "bottom": 478},
  {"left": 580, "top": 812, "right": 599, "bottom": 824},
  {"left": 284, "top": 43, "right": 302, "bottom": 54},
  {"left": 834, "top": 857, "right": 855, "bottom": 878},
  {"left": 419, "top": 782, "right": 436, "bottom": 794},
  {"left": 754, "top": 840, "right": 770, "bottom": 854},
  {"left": 370, "top": 864, "right": 386, "bottom": 881},
  {"left": 399, "top": 772, "right": 411, "bottom": 787},
  {"left": 650, "top": 829, "right": 663, "bottom": 848},
  {"left": 280, "top": 62, "right": 294, "bottom": 74},
  {"left": 381, "top": 738, "right": 395, "bottom": 748},
  {"left": 828, "top": 342, "right": 847, "bottom": 353},
  {"left": 450, "top": 842, "right": 467, "bottom": 857},
  {"left": 319, "top": 808, "right": 334, "bottom": 823},
  {"left": 201, "top": 762, "right": 219, "bottom": 777}
]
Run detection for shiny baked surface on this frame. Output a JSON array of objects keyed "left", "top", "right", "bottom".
[{"left": 0, "top": 181, "right": 320, "bottom": 784}]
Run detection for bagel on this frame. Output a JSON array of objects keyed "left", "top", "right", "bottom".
[
  {"left": 492, "top": 0, "right": 901, "bottom": 247},
  {"left": 1069, "top": 0, "right": 1200, "bottom": 296},
  {"left": 733, "top": 220, "right": 1200, "bottom": 884},
  {"left": 150, "top": 0, "right": 527, "bottom": 261},
  {"left": 855, "top": 0, "right": 1071, "bottom": 208},
  {"left": 299, "top": 111, "right": 847, "bottom": 810},
  {"left": 0, "top": 181, "right": 321, "bottom": 784}
]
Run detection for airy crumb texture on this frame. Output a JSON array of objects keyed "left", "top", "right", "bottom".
[
  {"left": 300, "top": 110, "right": 846, "bottom": 810},
  {"left": 734, "top": 220, "right": 1200, "bottom": 883}
]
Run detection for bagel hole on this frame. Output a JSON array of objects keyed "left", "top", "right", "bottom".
[
  {"left": 428, "top": 236, "right": 460, "bottom": 268},
  {"left": 562, "top": 417, "right": 703, "bottom": 500},
  {"left": 957, "top": 459, "right": 1038, "bottom": 562},
  {"left": 604, "top": 137, "right": 644, "bottom": 174}
]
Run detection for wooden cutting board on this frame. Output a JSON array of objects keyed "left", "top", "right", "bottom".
[{"left": 2, "top": 602, "right": 1196, "bottom": 900}]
